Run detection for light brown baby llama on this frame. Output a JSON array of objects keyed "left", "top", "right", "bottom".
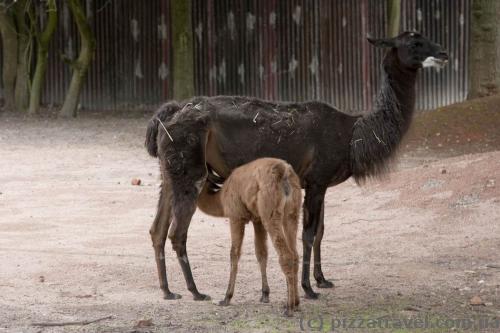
[{"left": 197, "top": 158, "right": 302, "bottom": 315}]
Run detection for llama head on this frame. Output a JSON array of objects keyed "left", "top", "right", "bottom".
[{"left": 367, "top": 31, "right": 448, "bottom": 70}]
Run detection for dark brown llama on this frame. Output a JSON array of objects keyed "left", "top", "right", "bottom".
[
  {"left": 145, "top": 31, "right": 449, "bottom": 300},
  {"left": 196, "top": 157, "right": 302, "bottom": 316}
]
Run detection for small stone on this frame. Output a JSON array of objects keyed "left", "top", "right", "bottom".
[
  {"left": 131, "top": 178, "right": 141, "bottom": 186},
  {"left": 485, "top": 302, "right": 493, "bottom": 306},
  {"left": 39, "top": 276, "right": 45, "bottom": 283},
  {"left": 441, "top": 168, "right": 447, "bottom": 174},
  {"left": 470, "top": 296, "right": 484, "bottom": 306},
  {"left": 478, "top": 280, "right": 485, "bottom": 284},
  {"left": 486, "top": 179, "right": 495, "bottom": 188}
]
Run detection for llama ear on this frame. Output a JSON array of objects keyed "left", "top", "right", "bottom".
[{"left": 367, "top": 37, "right": 396, "bottom": 48}]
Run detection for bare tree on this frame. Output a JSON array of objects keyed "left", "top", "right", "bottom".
[
  {"left": 0, "top": 2, "right": 18, "bottom": 111},
  {"left": 468, "top": 0, "right": 500, "bottom": 99},
  {"left": 171, "top": 0, "right": 194, "bottom": 100},
  {"left": 13, "top": 0, "right": 33, "bottom": 113},
  {"left": 387, "top": 0, "right": 401, "bottom": 37},
  {"left": 28, "top": 0, "right": 57, "bottom": 115},
  {"left": 59, "top": 0, "right": 95, "bottom": 118}
]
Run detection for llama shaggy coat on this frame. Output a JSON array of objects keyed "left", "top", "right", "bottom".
[
  {"left": 144, "top": 31, "right": 449, "bottom": 301},
  {"left": 196, "top": 158, "right": 302, "bottom": 315}
]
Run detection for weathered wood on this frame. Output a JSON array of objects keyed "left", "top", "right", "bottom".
[{"left": 32, "top": 315, "right": 112, "bottom": 327}]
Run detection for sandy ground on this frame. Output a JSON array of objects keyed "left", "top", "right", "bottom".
[{"left": 0, "top": 110, "right": 499, "bottom": 333}]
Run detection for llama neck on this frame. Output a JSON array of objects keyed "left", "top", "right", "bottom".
[
  {"left": 196, "top": 183, "right": 225, "bottom": 217},
  {"left": 377, "top": 49, "right": 417, "bottom": 132},
  {"left": 350, "top": 49, "right": 418, "bottom": 182}
]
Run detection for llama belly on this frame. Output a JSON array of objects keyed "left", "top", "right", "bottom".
[
  {"left": 205, "top": 130, "right": 231, "bottom": 178},
  {"left": 209, "top": 126, "right": 315, "bottom": 182}
]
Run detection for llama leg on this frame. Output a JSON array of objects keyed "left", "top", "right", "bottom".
[
  {"left": 313, "top": 202, "right": 334, "bottom": 288},
  {"left": 149, "top": 178, "right": 181, "bottom": 300},
  {"left": 219, "top": 219, "right": 246, "bottom": 306},
  {"left": 277, "top": 247, "right": 297, "bottom": 316},
  {"left": 169, "top": 195, "right": 210, "bottom": 301},
  {"left": 301, "top": 186, "right": 326, "bottom": 299},
  {"left": 284, "top": 214, "right": 300, "bottom": 307},
  {"left": 253, "top": 221, "right": 270, "bottom": 303},
  {"left": 267, "top": 222, "right": 297, "bottom": 316},
  {"left": 166, "top": 144, "right": 210, "bottom": 300}
]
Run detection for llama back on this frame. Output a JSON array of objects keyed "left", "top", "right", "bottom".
[{"left": 198, "top": 158, "right": 301, "bottom": 221}]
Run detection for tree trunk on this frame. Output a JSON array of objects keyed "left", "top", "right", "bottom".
[
  {"left": 28, "top": 0, "right": 58, "bottom": 115},
  {"left": 0, "top": 4, "right": 18, "bottom": 112},
  {"left": 387, "top": 0, "right": 401, "bottom": 37},
  {"left": 13, "top": 0, "right": 32, "bottom": 113},
  {"left": 59, "top": 0, "right": 95, "bottom": 118},
  {"left": 468, "top": 0, "right": 500, "bottom": 99},
  {"left": 171, "top": 0, "right": 194, "bottom": 100}
]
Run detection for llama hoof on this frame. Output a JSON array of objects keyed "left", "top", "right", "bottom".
[
  {"left": 163, "top": 291, "right": 182, "bottom": 300},
  {"left": 282, "top": 307, "right": 294, "bottom": 317},
  {"left": 193, "top": 293, "right": 211, "bottom": 301},
  {"left": 260, "top": 294, "right": 270, "bottom": 303},
  {"left": 304, "top": 290, "right": 320, "bottom": 300},
  {"left": 316, "top": 279, "right": 334, "bottom": 289},
  {"left": 218, "top": 299, "right": 230, "bottom": 306}
]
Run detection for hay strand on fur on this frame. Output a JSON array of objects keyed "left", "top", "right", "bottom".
[{"left": 156, "top": 117, "right": 174, "bottom": 142}]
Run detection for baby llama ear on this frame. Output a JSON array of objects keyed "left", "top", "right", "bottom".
[{"left": 367, "top": 36, "right": 396, "bottom": 48}]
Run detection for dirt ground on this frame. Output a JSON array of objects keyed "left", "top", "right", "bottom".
[{"left": 0, "top": 102, "right": 499, "bottom": 332}]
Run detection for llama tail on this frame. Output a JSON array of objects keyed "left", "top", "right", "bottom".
[
  {"left": 271, "top": 162, "right": 300, "bottom": 198},
  {"left": 145, "top": 101, "right": 181, "bottom": 158},
  {"left": 145, "top": 118, "right": 160, "bottom": 158}
]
